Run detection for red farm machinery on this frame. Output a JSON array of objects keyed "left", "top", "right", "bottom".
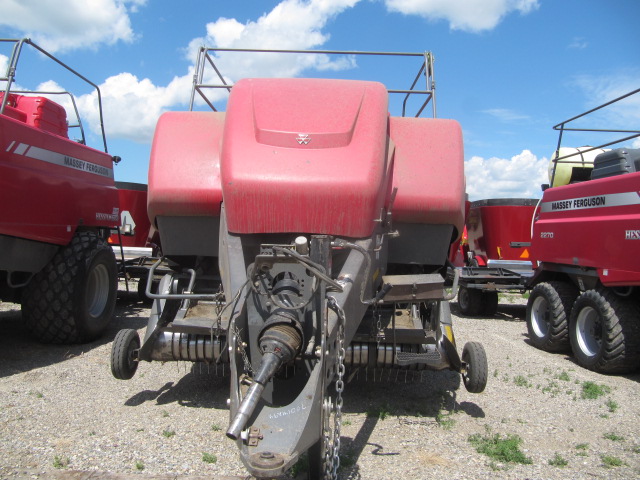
[
  {"left": 0, "top": 38, "right": 120, "bottom": 344},
  {"left": 526, "top": 88, "right": 640, "bottom": 374},
  {"left": 453, "top": 198, "right": 537, "bottom": 316},
  {"left": 110, "top": 48, "right": 488, "bottom": 478}
]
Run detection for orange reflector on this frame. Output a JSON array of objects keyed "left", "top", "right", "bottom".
[{"left": 520, "top": 248, "right": 530, "bottom": 259}]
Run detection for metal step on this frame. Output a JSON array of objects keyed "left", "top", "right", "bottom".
[{"left": 395, "top": 349, "right": 442, "bottom": 367}]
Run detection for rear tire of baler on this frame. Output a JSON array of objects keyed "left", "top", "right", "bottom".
[
  {"left": 111, "top": 328, "right": 140, "bottom": 380},
  {"left": 461, "top": 341, "right": 488, "bottom": 393},
  {"left": 526, "top": 281, "right": 578, "bottom": 352},
  {"left": 458, "top": 286, "right": 483, "bottom": 316},
  {"left": 22, "top": 232, "right": 117, "bottom": 344},
  {"left": 481, "top": 291, "right": 499, "bottom": 316},
  {"left": 569, "top": 288, "right": 640, "bottom": 374}
]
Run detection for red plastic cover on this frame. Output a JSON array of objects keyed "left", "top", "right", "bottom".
[{"left": 221, "top": 78, "right": 390, "bottom": 237}]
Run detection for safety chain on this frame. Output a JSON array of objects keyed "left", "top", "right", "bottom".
[
  {"left": 326, "top": 296, "right": 346, "bottom": 480},
  {"left": 233, "top": 324, "right": 254, "bottom": 376}
]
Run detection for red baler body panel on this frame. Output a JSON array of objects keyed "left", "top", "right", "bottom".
[
  {"left": 109, "top": 183, "right": 151, "bottom": 248},
  {"left": 467, "top": 199, "right": 537, "bottom": 263},
  {"left": 221, "top": 78, "right": 390, "bottom": 237},
  {"left": 0, "top": 108, "right": 118, "bottom": 246},
  {"left": 389, "top": 117, "right": 465, "bottom": 235},
  {"left": 148, "top": 78, "right": 464, "bottom": 250},
  {"left": 148, "top": 111, "right": 224, "bottom": 221},
  {"left": 531, "top": 172, "right": 640, "bottom": 286}
]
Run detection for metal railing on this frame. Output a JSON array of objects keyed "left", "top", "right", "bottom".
[
  {"left": 0, "top": 38, "right": 110, "bottom": 153},
  {"left": 549, "top": 88, "right": 640, "bottom": 186},
  {"left": 188, "top": 47, "right": 437, "bottom": 118}
]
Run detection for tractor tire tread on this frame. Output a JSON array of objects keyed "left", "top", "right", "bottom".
[
  {"left": 526, "top": 281, "right": 578, "bottom": 352},
  {"left": 22, "top": 232, "right": 116, "bottom": 344},
  {"left": 570, "top": 288, "right": 640, "bottom": 374}
]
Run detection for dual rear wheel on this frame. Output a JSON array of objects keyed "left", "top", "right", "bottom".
[{"left": 526, "top": 282, "right": 640, "bottom": 373}]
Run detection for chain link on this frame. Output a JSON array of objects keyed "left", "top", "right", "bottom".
[
  {"left": 233, "top": 324, "right": 254, "bottom": 376},
  {"left": 326, "top": 296, "right": 346, "bottom": 480}
]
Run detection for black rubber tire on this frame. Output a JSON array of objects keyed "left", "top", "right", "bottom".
[
  {"left": 526, "top": 281, "right": 578, "bottom": 352},
  {"left": 569, "top": 288, "right": 640, "bottom": 374},
  {"left": 462, "top": 341, "right": 488, "bottom": 393},
  {"left": 22, "top": 232, "right": 117, "bottom": 344},
  {"left": 111, "top": 328, "right": 140, "bottom": 380},
  {"left": 458, "top": 286, "right": 483, "bottom": 316},
  {"left": 481, "top": 291, "right": 499, "bottom": 316}
]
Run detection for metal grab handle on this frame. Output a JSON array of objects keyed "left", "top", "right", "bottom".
[{"left": 144, "top": 258, "right": 221, "bottom": 300}]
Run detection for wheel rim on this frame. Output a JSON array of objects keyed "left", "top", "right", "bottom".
[
  {"left": 575, "top": 306, "right": 601, "bottom": 357},
  {"left": 530, "top": 295, "right": 549, "bottom": 338},
  {"left": 462, "top": 351, "right": 471, "bottom": 386},
  {"left": 87, "top": 263, "right": 110, "bottom": 318}
]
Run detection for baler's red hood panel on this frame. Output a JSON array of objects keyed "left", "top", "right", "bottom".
[{"left": 221, "top": 78, "right": 390, "bottom": 237}]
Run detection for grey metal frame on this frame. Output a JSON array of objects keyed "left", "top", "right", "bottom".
[
  {"left": 549, "top": 88, "right": 640, "bottom": 187},
  {"left": 0, "top": 38, "right": 110, "bottom": 153},
  {"left": 188, "top": 47, "right": 436, "bottom": 118}
]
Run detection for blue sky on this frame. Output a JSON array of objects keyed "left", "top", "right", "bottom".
[{"left": 2, "top": 0, "right": 639, "bottom": 200}]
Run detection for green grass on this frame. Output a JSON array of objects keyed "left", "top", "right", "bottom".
[
  {"left": 288, "top": 454, "right": 308, "bottom": 476},
  {"left": 601, "top": 455, "right": 625, "bottom": 468},
  {"left": 53, "top": 456, "right": 69, "bottom": 469},
  {"left": 211, "top": 424, "right": 221, "bottom": 432},
  {"left": 548, "top": 453, "right": 568, "bottom": 467},
  {"left": 605, "top": 399, "right": 619, "bottom": 413},
  {"left": 556, "top": 370, "right": 571, "bottom": 382},
  {"left": 513, "top": 375, "right": 532, "bottom": 388},
  {"left": 162, "top": 430, "right": 176, "bottom": 438},
  {"left": 468, "top": 433, "right": 532, "bottom": 465},
  {"left": 581, "top": 381, "right": 611, "bottom": 399},
  {"left": 603, "top": 432, "right": 624, "bottom": 442},
  {"left": 436, "top": 411, "right": 456, "bottom": 430},
  {"left": 366, "top": 402, "right": 391, "bottom": 420},
  {"left": 202, "top": 452, "right": 217, "bottom": 464},
  {"left": 161, "top": 410, "right": 170, "bottom": 417},
  {"left": 135, "top": 461, "right": 144, "bottom": 471}
]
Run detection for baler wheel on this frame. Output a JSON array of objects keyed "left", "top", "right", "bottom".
[
  {"left": 458, "top": 286, "right": 483, "bottom": 316},
  {"left": 22, "top": 232, "right": 117, "bottom": 344},
  {"left": 481, "top": 291, "right": 499, "bottom": 316},
  {"left": 461, "top": 341, "right": 488, "bottom": 393},
  {"left": 569, "top": 288, "right": 640, "bottom": 374},
  {"left": 111, "top": 328, "right": 141, "bottom": 380},
  {"left": 526, "top": 281, "right": 577, "bottom": 352}
]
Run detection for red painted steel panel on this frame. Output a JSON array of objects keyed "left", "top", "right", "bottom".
[
  {"left": 466, "top": 199, "right": 537, "bottom": 262},
  {"left": 109, "top": 183, "right": 150, "bottom": 248},
  {"left": 531, "top": 172, "right": 640, "bottom": 286},
  {"left": 221, "top": 78, "right": 389, "bottom": 237},
  {"left": 148, "top": 111, "right": 224, "bottom": 224},
  {"left": 389, "top": 117, "right": 465, "bottom": 236},
  {"left": 0, "top": 115, "right": 118, "bottom": 245}
]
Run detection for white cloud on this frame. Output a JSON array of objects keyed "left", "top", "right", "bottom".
[
  {"left": 384, "top": 0, "right": 539, "bottom": 32},
  {"left": 76, "top": 72, "right": 193, "bottom": 143},
  {"left": 568, "top": 37, "right": 588, "bottom": 49},
  {"left": 465, "top": 150, "right": 548, "bottom": 201},
  {"left": 565, "top": 72, "right": 640, "bottom": 150},
  {"left": 483, "top": 108, "right": 530, "bottom": 122},
  {"left": 187, "top": 0, "right": 361, "bottom": 81},
  {"left": 0, "top": 0, "right": 146, "bottom": 53}
]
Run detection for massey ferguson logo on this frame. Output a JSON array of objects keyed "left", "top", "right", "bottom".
[
  {"left": 296, "top": 133, "right": 311, "bottom": 145},
  {"left": 625, "top": 230, "right": 640, "bottom": 240}
]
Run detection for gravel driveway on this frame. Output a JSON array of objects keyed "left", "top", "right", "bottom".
[{"left": 1, "top": 285, "right": 638, "bottom": 479}]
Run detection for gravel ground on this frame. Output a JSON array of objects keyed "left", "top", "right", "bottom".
[{"left": 1, "top": 284, "right": 639, "bottom": 480}]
